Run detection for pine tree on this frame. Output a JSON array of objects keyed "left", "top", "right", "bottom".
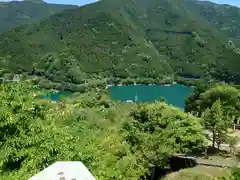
[{"left": 202, "top": 99, "right": 230, "bottom": 148}]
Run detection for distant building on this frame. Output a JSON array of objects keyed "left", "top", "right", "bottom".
[{"left": 29, "top": 161, "right": 95, "bottom": 180}]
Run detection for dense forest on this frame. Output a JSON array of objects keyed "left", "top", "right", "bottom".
[
  {"left": 0, "top": 0, "right": 77, "bottom": 32},
  {"left": 185, "top": 0, "right": 240, "bottom": 44},
  {"left": 0, "top": 0, "right": 240, "bottom": 179},
  {"left": 0, "top": 81, "right": 239, "bottom": 180},
  {"left": 0, "top": 0, "right": 240, "bottom": 90}
]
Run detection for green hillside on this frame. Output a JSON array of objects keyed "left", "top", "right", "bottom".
[
  {"left": 0, "top": 0, "right": 77, "bottom": 32},
  {"left": 185, "top": 0, "right": 240, "bottom": 43},
  {"left": 1, "top": 1, "right": 240, "bottom": 179},
  {"left": 0, "top": 0, "right": 240, "bottom": 86}
]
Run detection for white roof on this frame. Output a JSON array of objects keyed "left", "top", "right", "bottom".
[{"left": 29, "top": 161, "right": 96, "bottom": 180}]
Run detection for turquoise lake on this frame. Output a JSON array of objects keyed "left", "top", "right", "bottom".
[
  {"left": 107, "top": 84, "right": 193, "bottom": 108},
  {"left": 40, "top": 91, "right": 72, "bottom": 101}
]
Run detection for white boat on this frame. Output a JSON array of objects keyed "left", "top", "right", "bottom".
[
  {"left": 134, "top": 93, "right": 138, "bottom": 102},
  {"left": 105, "top": 84, "right": 113, "bottom": 89}
]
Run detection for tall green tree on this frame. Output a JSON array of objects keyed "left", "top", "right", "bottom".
[
  {"left": 186, "top": 84, "right": 240, "bottom": 124},
  {"left": 202, "top": 99, "right": 230, "bottom": 148},
  {"left": 199, "top": 84, "right": 240, "bottom": 114},
  {"left": 185, "top": 83, "right": 208, "bottom": 115},
  {"left": 0, "top": 83, "right": 150, "bottom": 180},
  {"left": 123, "top": 102, "right": 206, "bottom": 168},
  {"left": 0, "top": 83, "right": 79, "bottom": 179},
  {"left": 227, "top": 136, "right": 239, "bottom": 155}
]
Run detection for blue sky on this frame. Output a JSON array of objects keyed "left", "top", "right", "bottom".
[
  {"left": 1, "top": 0, "right": 98, "bottom": 6},
  {"left": 1, "top": 0, "right": 240, "bottom": 7},
  {"left": 209, "top": 0, "right": 240, "bottom": 7}
]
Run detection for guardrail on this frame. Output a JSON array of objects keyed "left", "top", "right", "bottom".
[
  {"left": 234, "top": 124, "right": 240, "bottom": 130},
  {"left": 197, "top": 158, "right": 239, "bottom": 168},
  {"left": 174, "top": 155, "right": 240, "bottom": 168}
]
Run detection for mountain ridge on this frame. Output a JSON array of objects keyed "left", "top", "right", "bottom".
[
  {"left": 23, "top": 0, "right": 46, "bottom": 3},
  {"left": 185, "top": 0, "right": 240, "bottom": 44},
  {"left": 0, "top": 0, "right": 78, "bottom": 32},
  {"left": 0, "top": 0, "right": 240, "bottom": 86}
]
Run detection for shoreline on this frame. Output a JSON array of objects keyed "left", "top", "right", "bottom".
[{"left": 105, "top": 81, "right": 178, "bottom": 89}]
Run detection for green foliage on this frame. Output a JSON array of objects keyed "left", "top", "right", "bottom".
[
  {"left": 0, "top": 83, "right": 74, "bottom": 178},
  {"left": 185, "top": 0, "right": 240, "bottom": 44},
  {"left": 230, "top": 168, "right": 240, "bottom": 180},
  {"left": 123, "top": 102, "right": 206, "bottom": 168},
  {"left": 0, "top": 82, "right": 208, "bottom": 179},
  {"left": 186, "top": 83, "right": 240, "bottom": 120},
  {"left": 0, "top": 0, "right": 240, "bottom": 85},
  {"left": 185, "top": 83, "right": 208, "bottom": 115},
  {"left": 202, "top": 99, "right": 231, "bottom": 148},
  {"left": 227, "top": 136, "right": 239, "bottom": 154},
  {"left": 0, "top": 0, "right": 77, "bottom": 32},
  {"left": 1, "top": 0, "right": 240, "bottom": 177},
  {"left": 199, "top": 84, "right": 240, "bottom": 115},
  {"left": 0, "top": 83, "right": 146, "bottom": 180},
  {"left": 220, "top": 168, "right": 240, "bottom": 180},
  {"left": 24, "top": 0, "right": 46, "bottom": 3}
]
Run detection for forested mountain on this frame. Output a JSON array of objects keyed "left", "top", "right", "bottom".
[
  {"left": 185, "top": 0, "right": 240, "bottom": 43},
  {"left": 1, "top": 1, "right": 240, "bottom": 179},
  {"left": 0, "top": 0, "right": 240, "bottom": 85},
  {"left": 0, "top": 0, "right": 78, "bottom": 32}
]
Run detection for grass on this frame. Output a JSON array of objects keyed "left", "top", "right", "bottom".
[{"left": 163, "top": 165, "right": 230, "bottom": 180}]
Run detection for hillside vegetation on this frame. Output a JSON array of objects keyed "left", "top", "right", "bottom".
[
  {"left": 0, "top": 81, "right": 239, "bottom": 180},
  {"left": 1, "top": 0, "right": 240, "bottom": 179},
  {"left": 185, "top": 0, "right": 240, "bottom": 43},
  {"left": 0, "top": 82, "right": 206, "bottom": 180},
  {"left": 0, "top": 0, "right": 240, "bottom": 87},
  {"left": 0, "top": 0, "right": 77, "bottom": 32}
]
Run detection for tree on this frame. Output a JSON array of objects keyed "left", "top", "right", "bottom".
[
  {"left": 185, "top": 83, "right": 208, "bottom": 115},
  {"left": 186, "top": 84, "right": 240, "bottom": 125},
  {"left": 0, "top": 82, "right": 80, "bottom": 179},
  {"left": 0, "top": 82, "right": 150, "bottom": 180},
  {"left": 202, "top": 99, "right": 230, "bottom": 148},
  {"left": 123, "top": 102, "right": 206, "bottom": 168},
  {"left": 227, "top": 136, "right": 238, "bottom": 155},
  {"left": 199, "top": 84, "right": 240, "bottom": 117},
  {"left": 216, "top": 132, "right": 227, "bottom": 150}
]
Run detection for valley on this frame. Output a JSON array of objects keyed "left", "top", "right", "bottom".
[{"left": 0, "top": 0, "right": 239, "bottom": 180}]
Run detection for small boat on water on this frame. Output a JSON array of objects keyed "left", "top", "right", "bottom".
[
  {"left": 126, "top": 94, "right": 138, "bottom": 103},
  {"left": 134, "top": 93, "right": 138, "bottom": 102},
  {"left": 105, "top": 84, "right": 113, "bottom": 89}
]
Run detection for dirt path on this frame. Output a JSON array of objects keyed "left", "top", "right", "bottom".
[
  {"left": 163, "top": 165, "right": 230, "bottom": 180},
  {"left": 196, "top": 156, "right": 240, "bottom": 168},
  {"left": 206, "top": 130, "right": 240, "bottom": 152}
]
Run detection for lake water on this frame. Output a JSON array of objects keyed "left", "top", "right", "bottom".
[
  {"left": 107, "top": 84, "right": 193, "bottom": 108},
  {"left": 40, "top": 91, "right": 72, "bottom": 101}
]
